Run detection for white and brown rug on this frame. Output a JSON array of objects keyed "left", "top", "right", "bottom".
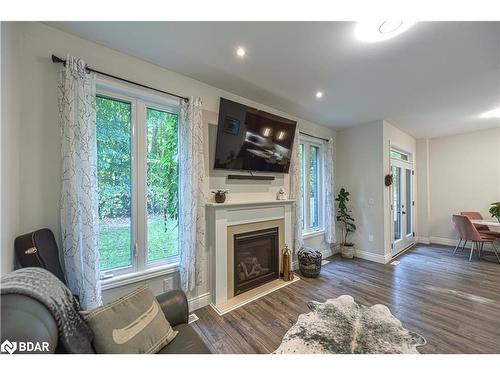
[{"left": 275, "top": 295, "right": 426, "bottom": 354}]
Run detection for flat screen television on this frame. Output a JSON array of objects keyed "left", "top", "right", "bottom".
[{"left": 213, "top": 98, "right": 297, "bottom": 173}]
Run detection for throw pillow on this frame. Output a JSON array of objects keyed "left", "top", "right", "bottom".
[{"left": 81, "top": 285, "right": 177, "bottom": 353}]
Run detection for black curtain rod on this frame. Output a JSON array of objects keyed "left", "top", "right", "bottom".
[
  {"left": 51, "top": 55, "right": 189, "bottom": 102},
  {"left": 299, "top": 131, "right": 330, "bottom": 142}
]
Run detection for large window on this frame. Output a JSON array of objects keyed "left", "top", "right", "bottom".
[
  {"left": 299, "top": 137, "right": 324, "bottom": 234},
  {"left": 96, "top": 85, "right": 179, "bottom": 278}
]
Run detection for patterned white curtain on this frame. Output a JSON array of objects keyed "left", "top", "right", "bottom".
[
  {"left": 324, "top": 138, "right": 336, "bottom": 244},
  {"left": 59, "top": 55, "right": 102, "bottom": 309},
  {"left": 179, "top": 97, "right": 206, "bottom": 293},
  {"left": 290, "top": 128, "right": 304, "bottom": 253}
]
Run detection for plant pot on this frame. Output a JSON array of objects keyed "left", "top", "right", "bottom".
[{"left": 341, "top": 243, "right": 355, "bottom": 259}]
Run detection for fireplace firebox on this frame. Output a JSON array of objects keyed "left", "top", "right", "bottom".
[{"left": 233, "top": 227, "right": 279, "bottom": 296}]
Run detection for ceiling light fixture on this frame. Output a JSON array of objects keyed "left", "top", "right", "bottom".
[
  {"left": 355, "top": 21, "right": 416, "bottom": 43},
  {"left": 236, "top": 47, "right": 246, "bottom": 57},
  {"left": 315, "top": 91, "right": 323, "bottom": 99},
  {"left": 480, "top": 107, "right": 500, "bottom": 118}
]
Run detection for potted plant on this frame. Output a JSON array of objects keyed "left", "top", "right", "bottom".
[
  {"left": 335, "top": 188, "right": 356, "bottom": 259},
  {"left": 489, "top": 201, "right": 500, "bottom": 222}
]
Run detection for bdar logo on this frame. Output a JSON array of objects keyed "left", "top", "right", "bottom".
[{"left": 1, "top": 340, "right": 17, "bottom": 354}]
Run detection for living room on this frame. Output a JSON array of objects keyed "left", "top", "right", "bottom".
[{"left": 1, "top": 1, "right": 500, "bottom": 372}]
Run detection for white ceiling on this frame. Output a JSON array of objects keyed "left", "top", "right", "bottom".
[{"left": 48, "top": 22, "right": 500, "bottom": 138}]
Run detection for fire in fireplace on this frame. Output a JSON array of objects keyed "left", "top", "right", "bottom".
[{"left": 233, "top": 227, "right": 279, "bottom": 296}]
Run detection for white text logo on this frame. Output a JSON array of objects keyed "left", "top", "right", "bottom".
[{"left": 1, "top": 340, "right": 49, "bottom": 354}]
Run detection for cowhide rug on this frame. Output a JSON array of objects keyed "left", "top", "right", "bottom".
[{"left": 274, "top": 295, "right": 426, "bottom": 354}]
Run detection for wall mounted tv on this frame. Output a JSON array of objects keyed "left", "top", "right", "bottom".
[{"left": 213, "top": 98, "right": 297, "bottom": 173}]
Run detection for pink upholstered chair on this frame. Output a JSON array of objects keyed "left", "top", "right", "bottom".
[
  {"left": 461, "top": 211, "right": 500, "bottom": 239},
  {"left": 452, "top": 215, "right": 500, "bottom": 263}
]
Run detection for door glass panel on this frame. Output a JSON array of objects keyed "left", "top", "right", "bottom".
[
  {"left": 146, "top": 108, "right": 179, "bottom": 262},
  {"left": 96, "top": 96, "right": 132, "bottom": 271},
  {"left": 406, "top": 169, "right": 412, "bottom": 235},
  {"left": 392, "top": 166, "right": 402, "bottom": 241},
  {"left": 309, "top": 145, "right": 320, "bottom": 228}
]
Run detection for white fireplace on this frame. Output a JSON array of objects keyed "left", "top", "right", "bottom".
[{"left": 206, "top": 199, "right": 295, "bottom": 306}]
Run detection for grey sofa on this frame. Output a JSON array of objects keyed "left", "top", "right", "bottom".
[{"left": 1, "top": 289, "right": 211, "bottom": 354}]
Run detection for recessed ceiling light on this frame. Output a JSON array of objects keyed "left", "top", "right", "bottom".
[
  {"left": 236, "top": 47, "right": 246, "bottom": 57},
  {"left": 355, "top": 21, "right": 416, "bottom": 43},
  {"left": 480, "top": 107, "right": 500, "bottom": 118},
  {"left": 315, "top": 91, "right": 323, "bottom": 99}
]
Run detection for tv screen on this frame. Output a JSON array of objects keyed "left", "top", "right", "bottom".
[{"left": 213, "top": 98, "right": 297, "bottom": 173}]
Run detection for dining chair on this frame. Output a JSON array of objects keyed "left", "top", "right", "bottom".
[
  {"left": 461, "top": 211, "right": 500, "bottom": 239},
  {"left": 452, "top": 214, "right": 500, "bottom": 263},
  {"left": 452, "top": 215, "right": 466, "bottom": 255}
]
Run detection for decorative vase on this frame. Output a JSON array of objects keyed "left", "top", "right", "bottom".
[
  {"left": 212, "top": 189, "right": 228, "bottom": 203},
  {"left": 341, "top": 243, "right": 355, "bottom": 259},
  {"left": 282, "top": 244, "right": 293, "bottom": 281}
]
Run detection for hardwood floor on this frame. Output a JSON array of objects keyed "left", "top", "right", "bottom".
[{"left": 191, "top": 244, "right": 500, "bottom": 354}]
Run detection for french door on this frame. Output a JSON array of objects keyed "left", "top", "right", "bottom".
[{"left": 391, "top": 159, "right": 414, "bottom": 256}]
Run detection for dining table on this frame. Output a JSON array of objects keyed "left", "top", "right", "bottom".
[
  {"left": 471, "top": 219, "right": 500, "bottom": 230},
  {"left": 470, "top": 219, "right": 500, "bottom": 263}
]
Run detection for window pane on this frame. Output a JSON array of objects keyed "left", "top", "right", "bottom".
[
  {"left": 309, "top": 145, "right": 320, "bottom": 228},
  {"left": 146, "top": 108, "right": 179, "bottom": 262},
  {"left": 390, "top": 149, "right": 409, "bottom": 161},
  {"left": 299, "top": 144, "right": 305, "bottom": 230},
  {"left": 406, "top": 169, "right": 412, "bottom": 235},
  {"left": 96, "top": 96, "right": 132, "bottom": 271},
  {"left": 392, "top": 166, "right": 402, "bottom": 241}
]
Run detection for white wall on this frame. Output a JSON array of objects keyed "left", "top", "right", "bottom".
[
  {"left": 416, "top": 138, "right": 431, "bottom": 240},
  {"left": 1, "top": 22, "right": 22, "bottom": 275},
  {"left": 336, "top": 121, "right": 385, "bottom": 262},
  {"left": 0, "top": 22, "right": 336, "bottom": 307},
  {"left": 418, "top": 127, "right": 500, "bottom": 243},
  {"left": 336, "top": 120, "right": 417, "bottom": 263}
]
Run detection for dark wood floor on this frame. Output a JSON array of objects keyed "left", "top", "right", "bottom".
[{"left": 191, "top": 244, "right": 500, "bottom": 354}]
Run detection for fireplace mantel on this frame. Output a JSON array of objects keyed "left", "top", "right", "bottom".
[
  {"left": 206, "top": 199, "right": 295, "bottom": 208},
  {"left": 206, "top": 199, "right": 295, "bottom": 306}
]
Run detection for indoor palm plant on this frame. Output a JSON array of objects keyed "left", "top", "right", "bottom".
[
  {"left": 336, "top": 188, "right": 356, "bottom": 259},
  {"left": 490, "top": 202, "right": 500, "bottom": 222}
]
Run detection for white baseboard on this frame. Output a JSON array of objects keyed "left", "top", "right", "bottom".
[
  {"left": 354, "top": 250, "right": 391, "bottom": 264},
  {"left": 424, "top": 236, "right": 498, "bottom": 252},
  {"left": 188, "top": 292, "right": 211, "bottom": 312},
  {"left": 429, "top": 236, "right": 457, "bottom": 246},
  {"left": 416, "top": 236, "right": 430, "bottom": 244}
]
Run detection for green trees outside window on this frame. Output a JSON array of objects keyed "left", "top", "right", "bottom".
[{"left": 96, "top": 95, "right": 179, "bottom": 271}]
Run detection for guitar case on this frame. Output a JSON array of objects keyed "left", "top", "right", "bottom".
[{"left": 14, "top": 228, "right": 67, "bottom": 285}]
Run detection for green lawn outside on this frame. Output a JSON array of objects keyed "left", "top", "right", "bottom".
[{"left": 99, "top": 217, "right": 179, "bottom": 271}]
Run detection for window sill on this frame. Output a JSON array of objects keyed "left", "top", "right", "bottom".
[
  {"left": 101, "top": 262, "right": 180, "bottom": 291},
  {"left": 303, "top": 229, "right": 325, "bottom": 240}
]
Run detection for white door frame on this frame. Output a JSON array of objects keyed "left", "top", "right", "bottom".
[{"left": 390, "top": 156, "right": 415, "bottom": 256}]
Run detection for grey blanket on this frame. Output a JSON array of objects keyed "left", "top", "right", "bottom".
[{"left": 1, "top": 267, "right": 94, "bottom": 353}]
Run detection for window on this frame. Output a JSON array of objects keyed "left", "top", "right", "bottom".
[
  {"left": 390, "top": 148, "right": 410, "bottom": 162},
  {"left": 299, "top": 136, "right": 324, "bottom": 233},
  {"left": 96, "top": 84, "right": 180, "bottom": 278}
]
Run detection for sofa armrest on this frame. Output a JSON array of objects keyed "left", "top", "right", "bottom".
[
  {"left": 155, "top": 289, "right": 189, "bottom": 326},
  {"left": 1, "top": 294, "right": 58, "bottom": 353}
]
